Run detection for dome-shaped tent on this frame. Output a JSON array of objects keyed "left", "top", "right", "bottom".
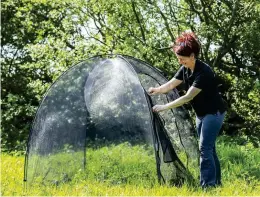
[{"left": 24, "top": 55, "right": 199, "bottom": 186}]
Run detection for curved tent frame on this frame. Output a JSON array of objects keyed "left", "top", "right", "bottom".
[{"left": 24, "top": 54, "right": 199, "bottom": 186}]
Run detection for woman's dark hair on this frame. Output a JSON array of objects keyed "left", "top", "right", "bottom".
[{"left": 173, "top": 32, "right": 201, "bottom": 57}]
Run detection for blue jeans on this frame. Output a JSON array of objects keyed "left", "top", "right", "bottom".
[{"left": 196, "top": 111, "right": 226, "bottom": 188}]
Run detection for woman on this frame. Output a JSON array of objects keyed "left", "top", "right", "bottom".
[{"left": 148, "top": 31, "right": 227, "bottom": 188}]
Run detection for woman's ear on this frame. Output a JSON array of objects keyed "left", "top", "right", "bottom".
[{"left": 190, "top": 53, "right": 195, "bottom": 59}]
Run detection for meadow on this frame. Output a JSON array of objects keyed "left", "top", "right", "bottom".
[{"left": 1, "top": 135, "right": 260, "bottom": 196}]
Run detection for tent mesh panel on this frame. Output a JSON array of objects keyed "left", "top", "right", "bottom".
[{"left": 24, "top": 55, "right": 199, "bottom": 187}]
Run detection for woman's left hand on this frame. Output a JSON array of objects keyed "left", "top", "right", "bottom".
[{"left": 152, "top": 104, "right": 168, "bottom": 112}]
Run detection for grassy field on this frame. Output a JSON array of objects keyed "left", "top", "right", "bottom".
[{"left": 1, "top": 135, "right": 260, "bottom": 196}]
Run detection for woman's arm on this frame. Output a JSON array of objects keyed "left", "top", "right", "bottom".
[
  {"left": 152, "top": 86, "right": 201, "bottom": 112},
  {"left": 149, "top": 78, "right": 182, "bottom": 95}
]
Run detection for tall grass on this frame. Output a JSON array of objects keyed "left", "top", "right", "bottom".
[{"left": 1, "top": 136, "right": 260, "bottom": 196}]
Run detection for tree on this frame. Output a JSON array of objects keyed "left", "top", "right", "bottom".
[
  {"left": 1, "top": 0, "right": 81, "bottom": 150},
  {"left": 1, "top": 0, "right": 259, "bottom": 151}
]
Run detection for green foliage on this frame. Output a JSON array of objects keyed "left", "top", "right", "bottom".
[
  {"left": 218, "top": 136, "right": 260, "bottom": 184},
  {"left": 229, "top": 77, "right": 260, "bottom": 144},
  {"left": 1, "top": 136, "right": 260, "bottom": 196},
  {"left": 1, "top": 0, "right": 83, "bottom": 151},
  {"left": 27, "top": 142, "right": 157, "bottom": 187},
  {"left": 1, "top": 0, "right": 260, "bottom": 151},
  {"left": 83, "top": 143, "right": 157, "bottom": 186}
]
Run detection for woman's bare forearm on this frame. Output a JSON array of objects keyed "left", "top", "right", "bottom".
[{"left": 158, "top": 78, "right": 182, "bottom": 93}]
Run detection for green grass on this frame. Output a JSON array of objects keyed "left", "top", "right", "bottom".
[{"left": 1, "top": 136, "right": 260, "bottom": 196}]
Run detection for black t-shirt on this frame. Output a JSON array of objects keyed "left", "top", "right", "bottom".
[{"left": 174, "top": 59, "right": 226, "bottom": 117}]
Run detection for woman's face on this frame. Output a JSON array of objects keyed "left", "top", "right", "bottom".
[{"left": 175, "top": 54, "right": 195, "bottom": 68}]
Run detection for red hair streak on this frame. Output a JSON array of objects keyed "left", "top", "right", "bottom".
[{"left": 173, "top": 32, "right": 201, "bottom": 57}]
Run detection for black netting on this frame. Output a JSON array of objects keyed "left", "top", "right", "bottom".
[
  {"left": 24, "top": 55, "right": 199, "bottom": 187},
  {"left": 122, "top": 55, "right": 199, "bottom": 184}
]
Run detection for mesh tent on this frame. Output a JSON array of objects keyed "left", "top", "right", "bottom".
[{"left": 24, "top": 54, "right": 199, "bottom": 187}]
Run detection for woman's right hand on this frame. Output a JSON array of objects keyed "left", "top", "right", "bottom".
[{"left": 148, "top": 87, "right": 161, "bottom": 95}]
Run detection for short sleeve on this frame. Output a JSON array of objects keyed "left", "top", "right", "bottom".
[
  {"left": 174, "top": 66, "right": 184, "bottom": 81},
  {"left": 192, "top": 73, "right": 207, "bottom": 89}
]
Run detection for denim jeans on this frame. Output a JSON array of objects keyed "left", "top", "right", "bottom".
[{"left": 196, "top": 111, "right": 226, "bottom": 188}]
